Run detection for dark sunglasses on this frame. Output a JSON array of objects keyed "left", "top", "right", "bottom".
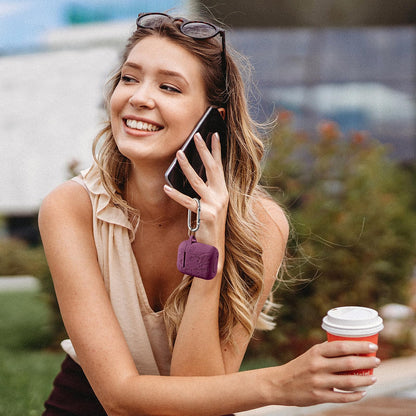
[{"left": 136, "top": 12, "right": 227, "bottom": 100}]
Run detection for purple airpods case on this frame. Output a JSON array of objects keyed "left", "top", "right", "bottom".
[{"left": 177, "top": 236, "right": 219, "bottom": 280}]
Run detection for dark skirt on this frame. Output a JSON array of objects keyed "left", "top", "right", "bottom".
[
  {"left": 43, "top": 355, "right": 107, "bottom": 415},
  {"left": 44, "top": 354, "right": 234, "bottom": 416}
]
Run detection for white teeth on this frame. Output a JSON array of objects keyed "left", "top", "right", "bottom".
[{"left": 125, "top": 119, "right": 160, "bottom": 132}]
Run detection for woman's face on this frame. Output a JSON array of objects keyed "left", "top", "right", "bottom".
[{"left": 110, "top": 35, "right": 209, "bottom": 168}]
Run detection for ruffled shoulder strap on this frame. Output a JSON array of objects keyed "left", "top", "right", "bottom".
[{"left": 73, "top": 165, "right": 136, "bottom": 238}]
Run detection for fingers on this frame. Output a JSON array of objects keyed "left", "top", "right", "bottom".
[
  {"left": 288, "top": 342, "right": 381, "bottom": 406},
  {"left": 332, "top": 374, "right": 377, "bottom": 392},
  {"left": 209, "top": 132, "right": 222, "bottom": 162},
  {"left": 329, "top": 389, "right": 368, "bottom": 404},
  {"left": 274, "top": 340, "right": 382, "bottom": 407},
  {"left": 166, "top": 132, "right": 227, "bottom": 202},
  {"left": 321, "top": 340, "right": 378, "bottom": 358},
  {"left": 331, "top": 356, "right": 380, "bottom": 375},
  {"left": 314, "top": 374, "right": 375, "bottom": 403},
  {"left": 314, "top": 341, "right": 380, "bottom": 374},
  {"left": 188, "top": 132, "right": 224, "bottom": 192},
  {"left": 194, "top": 132, "right": 222, "bottom": 165},
  {"left": 317, "top": 341, "right": 380, "bottom": 396},
  {"left": 175, "top": 147, "right": 207, "bottom": 198},
  {"left": 163, "top": 184, "right": 199, "bottom": 213},
  {"left": 194, "top": 132, "right": 224, "bottom": 188}
]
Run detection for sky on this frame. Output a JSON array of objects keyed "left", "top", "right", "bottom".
[{"left": 0, "top": 0, "right": 186, "bottom": 54}]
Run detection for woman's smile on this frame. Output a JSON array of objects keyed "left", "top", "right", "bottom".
[{"left": 123, "top": 117, "right": 163, "bottom": 133}]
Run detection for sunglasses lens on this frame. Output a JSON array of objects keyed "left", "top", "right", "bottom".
[
  {"left": 181, "top": 22, "right": 217, "bottom": 39},
  {"left": 138, "top": 13, "right": 170, "bottom": 28}
]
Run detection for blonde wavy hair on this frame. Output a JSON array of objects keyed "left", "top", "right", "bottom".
[{"left": 92, "top": 16, "right": 277, "bottom": 349}]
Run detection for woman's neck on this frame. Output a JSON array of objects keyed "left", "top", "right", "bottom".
[{"left": 125, "top": 164, "right": 185, "bottom": 225}]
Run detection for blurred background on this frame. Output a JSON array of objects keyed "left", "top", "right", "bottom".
[{"left": 0, "top": 0, "right": 415, "bottom": 414}]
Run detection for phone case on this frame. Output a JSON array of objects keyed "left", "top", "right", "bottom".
[{"left": 177, "top": 236, "right": 219, "bottom": 280}]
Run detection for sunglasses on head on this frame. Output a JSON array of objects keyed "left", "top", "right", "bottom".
[{"left": 136, "top": 12, "right": 228, "bottom": 101}]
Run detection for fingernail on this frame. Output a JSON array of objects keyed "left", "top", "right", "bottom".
[
  {"left": 371, "top": 376, "right": 377, "bottom": 383},
  {"left": 177, "top": 150, "right": 185, "bottom": 160},
  {"left": 164, "top": 184, "right": 172, "bottom": 192},
  {"left": 214, "top": 132, "right": 220, "bottom": 141},
  {"left": 369, "top": 343, "right": 378, "bottom": 352},
  {"left": 194, "top": 133, "right": 203, "bottom": 142},
  {"left": 375, "top": 357, "right": 381, "bottom": 365},
  {"left": 361, "top": 390, "right": 367, "bottom": 397}
]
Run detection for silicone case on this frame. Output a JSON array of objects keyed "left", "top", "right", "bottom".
[{"left": 177, "top": 236, "right": 219, "bottom": 280}]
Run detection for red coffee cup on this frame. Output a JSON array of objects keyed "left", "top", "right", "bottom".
[{"left": 322, "top": 306, "right": 384, "bottom": 376}]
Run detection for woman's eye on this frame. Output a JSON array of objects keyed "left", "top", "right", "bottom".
[
  {"left": 161, "top": 84, "right": 181, "bottom": 93},
  {"left": 121, "top": 75, "right": 137, "bottom": 83}
]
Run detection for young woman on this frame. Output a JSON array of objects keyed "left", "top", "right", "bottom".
[{"left": 39, "top": 12, "right": 380, "bottom": 416}]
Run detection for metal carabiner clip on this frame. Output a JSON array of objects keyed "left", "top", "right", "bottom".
[{"left": 187, "top": 198, "right": 201, "bottom": 233}]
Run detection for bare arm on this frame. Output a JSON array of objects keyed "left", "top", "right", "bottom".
[
  {"left": 165, "top": 133, "right": 289, "bottom": 376},
  {"left": 164, "top": 133, "right": 229, "bottom": 375},
  {"left": 39, "top": 181, "right": 379, "bottom": 416}
]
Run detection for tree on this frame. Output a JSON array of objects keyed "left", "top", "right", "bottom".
[
  {"left": 248, "top": 112, "right": 416, "bottom": 363},
  {"left": 199, "top": 0, "right": 416, "bottom": 27}
]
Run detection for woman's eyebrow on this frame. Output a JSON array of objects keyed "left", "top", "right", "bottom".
[
  {"left": 122, "top": 61, "right": 189, "bottom": 86},
  {"left": 122, "top": 61, "right": 143, "bottom": 72},
  {"left": 158, "top": 69, "right": 189, "bottom": 86}
]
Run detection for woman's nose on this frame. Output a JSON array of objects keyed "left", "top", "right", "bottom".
[{"left": 128, "top": 85, "right": 156, "bottom": 109}]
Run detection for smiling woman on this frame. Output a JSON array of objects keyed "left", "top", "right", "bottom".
[{"left": 38, "top": 11, "right": 380, "bottom": 416}]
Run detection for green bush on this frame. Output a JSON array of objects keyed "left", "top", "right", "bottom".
[
  {"left": 0, "top": 239, "right": 66, "bottom": 348},
  {"left": 250, "top": 113, "right": 416, "bottom": 363},
  {"left": 0, "top": 239, "right": 47, "bottom": 277}
]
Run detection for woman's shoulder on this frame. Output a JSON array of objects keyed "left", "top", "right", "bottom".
[
  {"left": 253, "top": 191, "right": 290, "bottom": 244},
  {"left": 252, "top": 191, "right": 289, "bottom": 305},
  {"left": 39, "top": 179, "right": 92, "bottom": 226}
]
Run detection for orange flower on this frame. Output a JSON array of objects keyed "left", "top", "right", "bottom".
[
  {"left": 318, "top": 121, "right": 340, "bottom": 141},
  {"left": 277, "top": 109, "right": 293, "bottom": 124},
  {"left": 351, "top": 131, "right": 369, "bottom": 145}
]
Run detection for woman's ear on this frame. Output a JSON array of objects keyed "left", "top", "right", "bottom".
[{"left": 218, "top": 107, "right": 226, "bottom": 120}]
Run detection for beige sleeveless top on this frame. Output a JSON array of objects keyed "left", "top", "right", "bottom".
[{"left": 61, "top": 164, "right": 171, "bottom": 376}]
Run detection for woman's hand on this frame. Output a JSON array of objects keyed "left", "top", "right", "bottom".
[
  {"left": 164, "top": 132, "right": 231, "bottom": 376},
  {"left": 268, "top": 341, "right": 380, "bottom": 407},
  {"left": 164, "top": 132, "right": 229, "bottom": 265}
]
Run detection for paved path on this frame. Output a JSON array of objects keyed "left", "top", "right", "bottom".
[
  {"left": 0, "top": 275, "right": 40, "bottom": 291},
  {"left": 316, "top": 396, "right": 416, "bottom": 415}
]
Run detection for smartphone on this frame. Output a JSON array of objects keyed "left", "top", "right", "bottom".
[{"left": 164, "top": 106, "right": 227, "bottom": 198}]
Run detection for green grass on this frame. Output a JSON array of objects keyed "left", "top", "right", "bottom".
[
  {"left": 0, "top": 290, "right": 65, "bottom": 415},
  {"left": 240, "top": 356, "right": 279, "bottom": 371}
]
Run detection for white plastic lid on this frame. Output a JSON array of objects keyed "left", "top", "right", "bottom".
[{"left": 321, "top": 306, "right": 384, "bottom": 337}]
